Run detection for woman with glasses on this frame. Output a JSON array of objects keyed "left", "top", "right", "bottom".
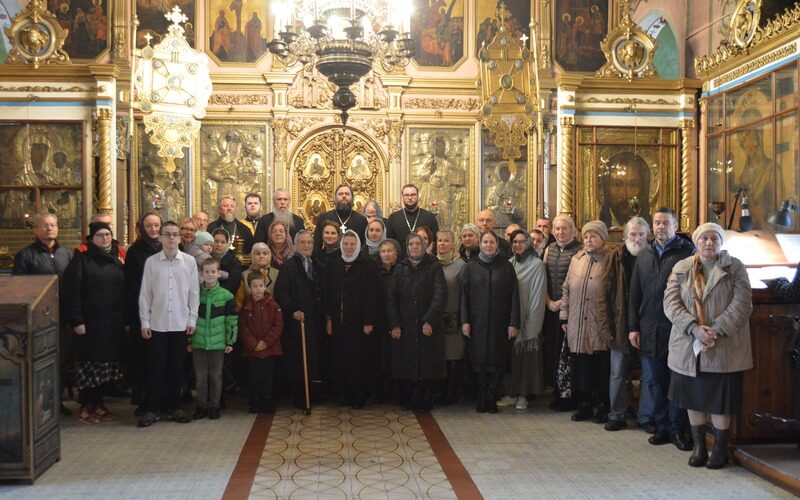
[
  {"left": 179, "top": 218, "right": 202, "bottom": 257},
  {"left": 63, "top": 221, "right": 127, "bottom": 424}
]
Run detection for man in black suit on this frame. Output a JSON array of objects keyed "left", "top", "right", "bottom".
[
  {"left": 253, "top": 188, "right": 306, "bottom": 250},
  {"left": 385, "top": 183, "right": 439, "bottom": 258},
  {"left": 207, "top": 196, "right": 254, "bottom": 253},
  {"left": 313, "top": 184, "right": 367, "bottom": 254}
]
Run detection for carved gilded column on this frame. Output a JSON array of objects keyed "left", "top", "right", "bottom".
[
  {"left": 680, "top": 118, "right": 695, "bottom": 232},
  {"left": 96, "top": 108, "right": 113, "bottom": 214},
  {"left": 273, "top": 118, "right": 288, "bottom": 167},
  {"left": 559, "top": 116, "right": 575, "bottom": 216}
]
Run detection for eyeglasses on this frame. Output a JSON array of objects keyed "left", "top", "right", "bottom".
[
  {"left": 512, "top": 240, "right": 527, "bottom": 245},
  {"left": 161, "top": 232, "right": 180, "bottom": 238},
  {"left": 180, "top": 227, "right": 196, "bottom": 232},
  {"left": 402, "top": 193, "right": 418, "bottom": 198},
  {"left": 94, "top": 232, "right": 112, "bottom": 238}
]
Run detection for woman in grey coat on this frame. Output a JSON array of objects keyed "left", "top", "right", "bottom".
[
  {"left": 664, "top": 222, "right": 752, "bottom": 469},
  {"left": 436, "top": 230, "right": 466, "bottom": 404}
]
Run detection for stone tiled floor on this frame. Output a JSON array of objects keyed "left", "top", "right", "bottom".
[
  {"left": 0, "top": 396, "right": 793, "bottom": 499},
  {"left": 434, "top": 398, "right": 793, "bottom": 499},
  {"left": 250, "top": 404, "right": 456, "bottom": 499}
]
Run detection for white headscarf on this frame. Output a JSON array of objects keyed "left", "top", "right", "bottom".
[{"left": 340, "top": 230, "right": 362, "bottom": 263}]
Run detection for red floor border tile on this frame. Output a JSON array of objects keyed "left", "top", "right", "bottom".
[
  {"left": 417, "top": 412, "right": 484, "bottom": 500},
  {"left": 222, "top": 413, "right": 274, "bottom": 500}
]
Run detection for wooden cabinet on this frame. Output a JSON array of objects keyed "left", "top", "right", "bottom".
[
  {"left": 0, "top": 275, "right": 60, "bottom": 482},
  {"left": 733, "top": 289, "right": 800, "bottom": 443}
]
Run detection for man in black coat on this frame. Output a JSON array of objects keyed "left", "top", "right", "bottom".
[
  {"left": 13, "top": 212, "right": 73, "bottom": 415},
  {"left": 628, "top": 207, "right": 695, "bottom": 450},
  {"left": 313, "top": 184, "right": 367, "bottom": 254},
  {"left": 253, "top": 188, "right": 306, "bottom": 249},
  {"left": 273, "top": 231, "right": 323, "bottom": 408},
  {"left": 385, "top": 183, "right": 439, "bottom": 258},
  {"left": 207, "top": 196, "right": 254, "bottom": 253}
]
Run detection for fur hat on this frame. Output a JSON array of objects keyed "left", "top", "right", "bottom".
[
  {"left": 194, "top": 231, "right": 214, "bottom": 246},
  {"left": 581, "top": 220, "right": 608, "bottom": 242},
  {"left": 692, "top": 222, "right": 724, "bottom": 247}
]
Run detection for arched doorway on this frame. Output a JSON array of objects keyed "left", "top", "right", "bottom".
[{"left": 290, "top": 126, "right": 386, "bottom": 231}]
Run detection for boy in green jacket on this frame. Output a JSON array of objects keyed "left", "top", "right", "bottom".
[{"left": 191, "top": 258, "right": 237, "bottom": 419}]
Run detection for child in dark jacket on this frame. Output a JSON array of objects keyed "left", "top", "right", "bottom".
[
  {"left": 239, "top": 272, "right": 283, "bottom": 413},
  {"left": 192, "top": 258, "right": 237, "bottom": 420}
]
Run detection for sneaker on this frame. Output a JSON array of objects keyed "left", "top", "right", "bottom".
[
  {"left": 170, "top": 409, "right": 192, "bottom": 423},
  {"left": 79, "top": 405, "right": 98, "bottom": 424},
  {"left": 137, "top": 411, "right": 160, "bottom": 428},
  {"left": 496, "top": 395, "right": 515, "bottom": 407},
  {"left": 94, "top": 404, "right": 116, "bottom": 422},
  {"left": 515, "top": 396, "right": 528, "bottom": 410}
]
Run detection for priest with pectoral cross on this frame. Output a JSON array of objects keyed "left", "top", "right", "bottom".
[{"left": 312, "top": 184, "right": 367, "bottom": 256}]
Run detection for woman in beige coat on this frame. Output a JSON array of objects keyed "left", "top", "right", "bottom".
[
  {"left": 664, "top": 222, "right": 752, "bottom": 470},
  {"left": 560, "top": 221, "right": 621, "bottom": 423}
]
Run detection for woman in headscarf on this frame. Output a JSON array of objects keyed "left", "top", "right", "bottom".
[
  {"left": 505, "top": 229, "right": 547, "bottom": 410},
  {"left": 460, "top": 230, "right": 520, "bottom": 413},
  {"left": 459, "top": 223, "right": 481, "bottom": 262},
  {"left": 664, "top": 223, "right": 752, "bottom": 469},
  {"left": 64, "top": 222, "right": 127, "bottom": 423},
  {"left": 274, "top": 230, "right": 325, "bottom": 409},
  {"left": 211, "top": 227, "right": 243, "bottom": 295},
  {"left": 324, "top": 230, "right": 381, "bottom": 408},
  {"left": 364, "top": 218, "right": 387, "bottom": 258},
  {"left": 388, "top": 233, "right": 447, "bottom": 411},
  {"left": 124, "top": 212, "right": 162, "bottom": 412},
  {"left": 436, "top": 230, "right": 466, "bottom": 405},
  {"left": 316, "top": 220, "right": 342, "bottom": 270},
  {"left": 560, "top": 221, "right": 621, "bottom": 424},
  {"left": 237, "top": 242, "right": 279, "bottom": 307},
  {"left": 267, "top": 220, "right": 294, "bottom": 269},
  {"left": 415, "top": 226, "right": 435, "bottom": 255},
  {"left": 374, "top": 238, "right": 402, "bottom": 402}
]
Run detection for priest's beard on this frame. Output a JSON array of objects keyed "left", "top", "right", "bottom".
[
  {"left": 273, "top": 206, "right": 294, "bottom": 229},
  {"left": 221, "top": 212, "right": 236, "bottom": 223},
  {"left": 625, "top": 239, "right": 647, "bottom": 256},
  {"left": 336, "top": 201, "right": 353, "bottom": 212}
]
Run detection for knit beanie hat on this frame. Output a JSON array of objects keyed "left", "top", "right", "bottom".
[
  {"left": 195, "top": 231, "right": 214, "bottom": 246},
  {"left": 581, "top": 220, "right": 608, "bottom": 242},
  {"left": 88, "top": 221, "right": 112, "bottom": 239},
  {"left": 692, "top": 222, "right": 725, "bottom": 247},
  {"left": 460, "top": 223, "right": 481, "bottom": 239}
]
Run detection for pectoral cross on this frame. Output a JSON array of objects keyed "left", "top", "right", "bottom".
[{"left": 340, "top": 223, "right": 347, "bottom": 233}]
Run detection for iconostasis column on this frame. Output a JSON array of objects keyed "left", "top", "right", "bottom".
[
  {"left": 680, "top": 117, "right": 695, "bottom": 232},
  {"left": 559, "top": 115, "right": 575, "bottom": 217}
]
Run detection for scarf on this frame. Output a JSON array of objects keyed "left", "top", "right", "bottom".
[
  {"left": 478, "top": 250, "right": 497, "bottom": 263},
  {"left": 693, "top": 254, "right": 708, "bottom": 327},
  {"left": 437, "top": 247, "right": 457, "bottom": 265},
  {"left": 364, "top": 219, "right": 387, "bottom": 256},
  {"left": 267, "top": 221, "right": 294, "bottom": 267},
  {"left": 135, "top": 219, "right": 162, "bottom": 253},
  {"left": 341, "top": 230, "right": 361, "bottom": 263}
]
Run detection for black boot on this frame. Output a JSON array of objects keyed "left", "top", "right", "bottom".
[
  {"left": 706, "top": 428, "right": 729, "bottom": 469},
  {"left": 571, "top": 401, "right": 593, "bottom": 421},
  {"left": 476, "top": 374, "right": 488, "bottom": 413},
  {"left": 689, "top": 425, "right": 708, "bottom": 467}
]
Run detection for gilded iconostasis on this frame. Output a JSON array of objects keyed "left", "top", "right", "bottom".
[{"left": 0, "top": 0, "right": 798, "bottom": 262}]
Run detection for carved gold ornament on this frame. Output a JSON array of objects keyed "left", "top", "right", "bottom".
[
  {"left": 478, "top": 6, "right": 534, "bottom": 162},
  {"left": 4, "top": 0, "right": 70, "bottom": 69},
  {"left": 597, "top": 1, "right": 657, "bottom": 81},
  {"left": 731, "top": 0, "right": 761, "bottom": 49},
  {"left": 131, "top": 7, "right": 212, "bottom": 172}
]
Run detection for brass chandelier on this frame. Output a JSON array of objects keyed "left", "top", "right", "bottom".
[{"left": 268, "top": 0, "right": 414, "bottom": 124}]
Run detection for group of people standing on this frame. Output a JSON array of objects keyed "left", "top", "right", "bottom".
[{"left": 12, "top": 184, "right": 754, "bottom": 470}]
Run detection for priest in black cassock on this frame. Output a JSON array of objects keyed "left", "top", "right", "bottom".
[
  {"left": 313, "top": 184, "right": 367, "bottom": 255},
  {"left": 385, "top": 183, "right": 440, "bottom": 259}
]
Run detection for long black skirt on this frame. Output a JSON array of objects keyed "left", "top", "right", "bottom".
[
  {"left": 570, "top": 351, "right": 610, "bottom": 394},
  {"left": 669, "top": 369, "right": 743, "bottom": 415}
]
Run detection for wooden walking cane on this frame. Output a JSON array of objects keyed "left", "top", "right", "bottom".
[{"left": 300, "top": 319, "right": 311, "bottom": 415}]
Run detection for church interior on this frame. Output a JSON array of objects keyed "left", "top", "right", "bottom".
[{"left": 1, "top": 0, "right": 800, "bottom": 497}]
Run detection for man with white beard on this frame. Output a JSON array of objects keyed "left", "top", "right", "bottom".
[
  {"left": 253, "top": 188, "right": 306, "bottom": 250},
  {"left": 207, "top": 196, "right": 254, "bottom": 253},
  {"left": 604, "top": 217, "right": 650, "bottom": 431}
]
